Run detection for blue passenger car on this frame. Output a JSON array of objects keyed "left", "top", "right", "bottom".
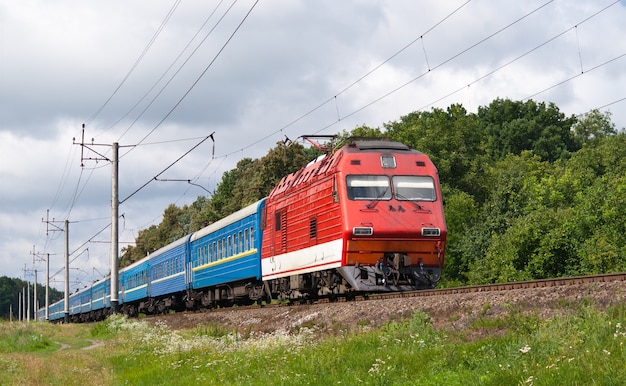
[
  {"left": 119, "top": 257, "right": 150, "bottom": 305},
  {"left": 148, "top": 235, "right": 190, "bottom": 298},
  {"left": 189, "top": 199, "right": 265, "bottom": 293},
  {"left": 68, "top": 288, "right": 84, "bottom": 317},
  {"left": 48, "top": 299, "right": 64, "bottom": 321},
  {"left": 91, "top": 277, "right": 110, "bottom": 312},
  {"left": 79, "top": 289, "right": 92, "bottom": 315}
]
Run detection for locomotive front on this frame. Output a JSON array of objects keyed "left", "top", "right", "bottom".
[{"left": 335, "top": 141, "right": 447, "bottom": 291}]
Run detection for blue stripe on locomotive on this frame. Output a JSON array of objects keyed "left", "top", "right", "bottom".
[
  {"left": 189, "top": 199, "right": 266, "bottom": 290},
  {"left": 148, "top": 234, "right": 190, "bottom": 298}
]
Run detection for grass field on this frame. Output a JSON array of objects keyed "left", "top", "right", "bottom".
[{"left": 1, "top": 303, "right": 625, "bottom": 385}]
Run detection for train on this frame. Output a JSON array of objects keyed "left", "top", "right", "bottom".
[{"left": 38, "top": 138, "right": 447, "bottom": 322}]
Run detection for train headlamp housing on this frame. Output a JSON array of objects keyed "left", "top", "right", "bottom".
[
  {"left": 353, "top": 227, "right": 373, "bottom": 236},
  {"left": 421, "top": 227, "right": 441, "bottom": 237}
]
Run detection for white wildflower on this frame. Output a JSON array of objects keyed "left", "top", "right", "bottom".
[
  {"left": 519, "top": 345, "right": 531, "bottom": 353},
  {"left": 368, "top": 358, "right": 385, "bottom": 375}
]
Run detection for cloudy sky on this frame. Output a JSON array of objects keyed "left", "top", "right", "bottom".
[{"left": 1, "top": 0, "right": 625, "bottom": 292}]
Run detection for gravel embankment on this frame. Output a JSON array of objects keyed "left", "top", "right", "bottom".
[{"left": 146, "top": 281, "right": 626, "bottom": 337}]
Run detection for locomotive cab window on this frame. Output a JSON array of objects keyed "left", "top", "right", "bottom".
[
  {"left": 346, "top": 175, "right": 391, "bottom": 200},
  {"left": 392, "top": 176, "right": 436, "bottom": 201}
]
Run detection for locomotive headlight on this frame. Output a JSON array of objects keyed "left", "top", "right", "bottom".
[
  {"left": 421, "top": 227, "right": 441, "bottom": 237},
  {"left": 353, "top": 227, "right": 373, "bottom": 236}
]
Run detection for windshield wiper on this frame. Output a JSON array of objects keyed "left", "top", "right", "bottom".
[
  {"left": 365, "top": 187, "right": 390, "bottom": 209},
  {"left": 395, "top": 192, "right": 424, "bottom": 210}
]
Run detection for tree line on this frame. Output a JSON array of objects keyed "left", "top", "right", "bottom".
[{"left": 0, "top": 276, "right": 63, "bottom": 320}]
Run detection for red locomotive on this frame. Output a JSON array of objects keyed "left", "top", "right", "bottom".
[{"left": 261, "top": 137, "right": 447, "bottom": 300}]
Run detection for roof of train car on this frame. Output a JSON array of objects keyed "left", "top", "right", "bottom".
[
  {"left": 268, "top": 140, "right": 426, "bottom": 199},
  {"left": 346, "top": 140, "right": 418, "bottom": 152},
  {"left": 190, "top": 198, "right": 266, "bottom": 242},
  {"left": 120, "top": 233, "right": 190, "bottom": 273}
]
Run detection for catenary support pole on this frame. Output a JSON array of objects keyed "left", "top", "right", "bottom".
[
  {"left": 64, "top": 219, "right": 69, "bottom": 323},
  {"left": 45, "top": 253, "right": 49, "bottom": 321},
  {"left": 33, "top": 270, "right": 37, "bottom": 322},
  {"left": 27, "top": 280, "right": 30, "bottom": 322},
  {"left": 110, "top": 142, "right": 119, "bottom": 314}
]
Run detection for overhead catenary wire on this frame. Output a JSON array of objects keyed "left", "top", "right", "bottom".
[
  {"left": 38, "top": 1, "right": 256, "bottom": 268},
  {"left": 161, "top": 0, "right": 562, "bottom": 214},
  {"left": 120, "top": 133, "right": 215, "bottom": 205},
  {"left": 85, "top": 0, "right": 183, "bottom": 126},
  {"left": 414, "top": 0, "right": 621, "bottom": 112},
  {"left": 317, "top": 0, "right": 623, "bottom": 135},
  {"left": 524, "top": 51, "right": 626, "bottom": 101},
  {"left": 213, "top": 0, "right": 474, "bottom": 158},
  {"left": 38, "top": 0, "right": 485, "bottom": 250},
  {"left": 216, "top": 0, "right": 555, "bottom": 158},
  {"left": 120, "top": 0, "right": 259, "bottom": 157},
  {"left": 191, "top": 0, "right": 623, "bottom": 214},
  {"left": 109, "top": 0, "right": 234, "bottom": 143}
]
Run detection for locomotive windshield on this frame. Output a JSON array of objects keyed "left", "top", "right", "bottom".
[
  {"left": 346, "top": 175, "right": 392, "bottom": 200},
  {"left": 393, "top": 176, "right": 436, "bottom": 201},
  {"left": 346, "top": 175, "right": 436, "bottom": 201}
]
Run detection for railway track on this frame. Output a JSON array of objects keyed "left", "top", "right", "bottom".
[
  {"left": 371, "top": 272, "right": 626, "bottom": 300},
  {"left": 146, "top": 272, "right": 626, "bottom": 320},
  {"left": 142, "top": 272, "right": 626, "bottom": 333}
]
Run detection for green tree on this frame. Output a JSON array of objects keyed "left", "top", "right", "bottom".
[
  {"left": 439, "top": 186, "right": 479, "bottom": 283},
  {"left": 0, "top": 276, "right": 63, "bottom": 320},
  {"left": 259, "top": 141, "right": 312, "bottom": 194},
  {"left": 572, "top": 109, "right": 616, "bottom": 147},
  {"left": 384, "top": 104, "right": 489, "bottom": 200},
  {"left": 337, "top": 124, "right": 385, "bottom": 142},
  {"left": 478, "top": 98, "right": 578, "bottom": 162},
  {"left": 459, "top": 152, "right": 548, "bottom": 283}
]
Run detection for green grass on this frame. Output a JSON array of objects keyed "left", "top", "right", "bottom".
[{"left": 1, "top": 304, "right": 625, "bottom": 385}]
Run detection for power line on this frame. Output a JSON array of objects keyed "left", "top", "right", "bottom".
[
  {"left": 193, "top": 0, "right": 621, "bottom": 199},
  {"left": 120, "top": 133, "right": 215, "bottom": 204},
  {"left": 214, "top": 0, "right": 555, "bottom": 159},
  {"left": 125, "top": 0, "right": 260, "bottom": 153},
  {"left": 414, "top": 0, "right": 620, "bottom": 112},
  {"left": 43, "top": 1, "right": 185, "bottom": 236},
  {"left": 524, "top": 52, "right": 626, "bottom": 101},
  {"left": 319, "top": 0, "right": 622, "bottom": 135},
  {"left": 85, "top": 0, "right": 183, "bottom": 126},
  {"left": 94, "top": 0, "right": 229, "bottom": 141}
]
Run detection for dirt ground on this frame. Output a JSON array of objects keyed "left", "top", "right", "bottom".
[{"left": 144, "top": 280, "right": 626, "bottom": 337}]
